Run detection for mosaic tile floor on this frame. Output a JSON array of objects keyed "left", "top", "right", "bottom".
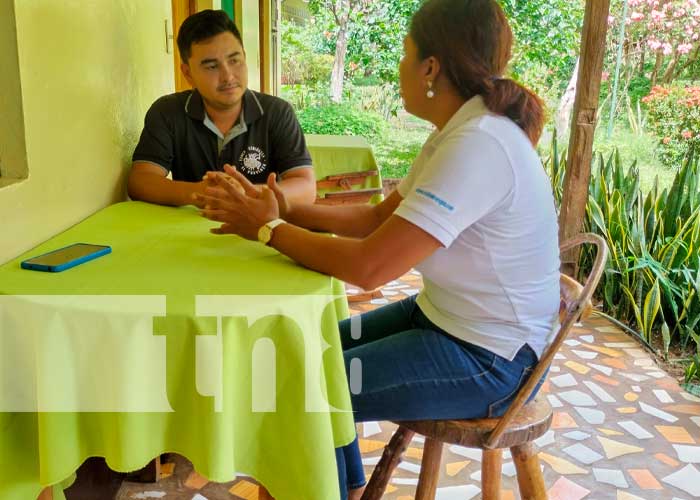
[{"left": 113, "top": 270, "right": 700, "bottom": 500}]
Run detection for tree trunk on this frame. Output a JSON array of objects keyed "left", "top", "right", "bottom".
[
  {"left": 673, "top": 44, "right": 700, "bottom": 81},
  {"left": 330, "top": 25, "right": 348, "bottom": 103},
  {"left": 650, "top": 52, "right": 663, "bottom": 87},
  {"left": 556, "top": 58, "right": 580, "bottom": 140},
  {"left": 661, "top": 52, "right": 680, "bottom": 84}
]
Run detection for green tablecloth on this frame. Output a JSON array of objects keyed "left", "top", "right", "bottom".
[
  {"left": 307, "top": 134, "right": 383, "bottom": 204},
  {"left": 0, "top": 201, "right": 355, "bottom": 500}
]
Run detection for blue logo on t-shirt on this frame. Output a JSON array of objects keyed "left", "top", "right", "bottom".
[{"left": 416, "top": 188, "right": 455, "bottom": 212}]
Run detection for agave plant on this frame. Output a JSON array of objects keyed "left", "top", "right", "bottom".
[{"left": 543, "top": 144, "right": 700, "bottom": 383}]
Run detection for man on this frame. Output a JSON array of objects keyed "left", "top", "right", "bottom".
[{"left": 128, "top": 10, "right": 316, "bottom": 207}]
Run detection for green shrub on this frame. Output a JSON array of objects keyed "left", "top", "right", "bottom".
[
  {"left": 352, "top": 75, "right": 383, "bottom": 87},
  {"left": 686, "top": 355, "right": 700, "bottom": 388},
  {"left": 628, "top": 75, "right": 652, "bottom": 104},
  {"left": 512, "top": 60, "right": 563, "bottom": 119},
  {"left": 297, "top": 105, "right": 386, "bottom": 140},
  {"left": 281, "top": 82, "right": 332, "bottom": 111},
  {"left": 642, "top": 85, "right": 700, "bottom": 168},
  {"left": 280, "top": 23, "right": 333, "bottom": 85},
  {"left": 344, "top": 83, "right": 402, "bottom": 121},
  {"left": 546, "top": 138, "right": 700, "bottom": 373},
  {"left": 282, "top": 53, "right": 334, "bottom": 86}
]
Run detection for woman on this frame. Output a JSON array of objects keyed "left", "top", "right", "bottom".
[{"left": 196, "top": 0, "right": 560, "bottom": 498}]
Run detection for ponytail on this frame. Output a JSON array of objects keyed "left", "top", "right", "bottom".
[{"left": 483, "top": 78, "right": 545, "bottom": 146}]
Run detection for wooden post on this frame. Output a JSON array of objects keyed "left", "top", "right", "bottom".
[
  {"left": 259, "top": 0, "right": 272, "bottom": 94},
  {"left": 559, "top": 0, "right": 611, "bottom": 276},
  {"left": 171, "top": 0, "right": 196, "bottom": 92}
]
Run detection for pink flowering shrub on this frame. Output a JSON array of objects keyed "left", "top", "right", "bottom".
[
  {"left": 642, "top": 85, "right": 700, "bottom": 166},
  {"left": 610, "top": 0, "right": 700, "bottom": 85}
]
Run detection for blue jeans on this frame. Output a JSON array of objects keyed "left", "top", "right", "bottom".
[{"left": 334, "top": 295, "right": 545, "bottom": 499}]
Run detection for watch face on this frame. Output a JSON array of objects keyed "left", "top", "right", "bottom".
[{"left": 258, "top": 226, "right": 272, "bottom": 244}]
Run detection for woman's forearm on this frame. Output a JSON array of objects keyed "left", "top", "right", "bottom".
[
  {"left": 267, "top": 210, "right": 440, "bottom": 291},
  {"left": 286, "top": 203, "right": 382, "bottom": 238},
  {"left": 287, "top": 191, "right": 403, "bottom": 238},
  {"left": 268, "top": 223, "right": 373, "bottom": 288}
]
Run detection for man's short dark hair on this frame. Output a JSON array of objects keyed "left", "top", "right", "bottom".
[{"left": 177, "top": 10, "right": 243, "bottom": 63}]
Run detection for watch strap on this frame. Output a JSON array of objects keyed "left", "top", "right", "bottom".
[{"left": 266, "top": 218, "right": 286, "bottom": 231}]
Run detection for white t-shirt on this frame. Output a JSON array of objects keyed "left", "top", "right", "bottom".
[{"left": 395, "top": 96, "right": 560, "bottom": 361}]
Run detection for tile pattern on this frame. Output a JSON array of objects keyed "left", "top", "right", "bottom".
[{"left": 117, "top": 270, "right": 700, "bottom": 499}]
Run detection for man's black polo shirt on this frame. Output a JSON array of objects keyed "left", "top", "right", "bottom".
[{"left": 132, "top": 89, "right": 312, "bottom": 184}]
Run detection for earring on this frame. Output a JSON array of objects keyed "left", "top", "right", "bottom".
[{"left": 426, "top": 81, "right": 435, "bottom": 99}]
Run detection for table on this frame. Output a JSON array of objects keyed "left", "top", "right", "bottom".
[
  {"left": 307, "top": 134, "right": 384, "bottom": 204},
  {"left": 0, "top": 201, "right": 355, "bottom": 500}
]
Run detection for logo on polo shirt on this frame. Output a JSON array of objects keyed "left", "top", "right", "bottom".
[
  {"left": 416, "top": 188, "right": 455, "bottom": 212},
  {"left": 238, "top": 146, "right": 267, "bottom": 176}
]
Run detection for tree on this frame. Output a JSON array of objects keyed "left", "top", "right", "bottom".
[
  {"left": 308, "top": 0, "right": 371, "bottom": 102},
  {"left": 498, "top": 0, "right": 586, "bottom": 89},
  {"left": 607, "top": 0, "right": 700, "bottom": 87},
  {"left": 346, "top": 0, "right": 423, "bottom": 86},
  {"left": 556, "top": 58, "right": 581, "bottom": 139},
  {"left": 495, "top": 1, "right": 585, "bottom": 140},
  {"left": 303, "top": 0, "right": 588, "bottom": 109}
]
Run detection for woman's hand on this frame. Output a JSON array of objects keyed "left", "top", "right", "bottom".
[{"left": 195, "top": 171, "right": 280, "bottom": 241}]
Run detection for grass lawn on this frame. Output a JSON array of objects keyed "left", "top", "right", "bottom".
[
  {"left": 370, "top": 114, "right": 675, "bottom": 196},
  {"left": 592, "top": 124, "right": 676, "bottom": 193},
  {"left": 370, "top": 113, "right": 432, "bottom": 180}
]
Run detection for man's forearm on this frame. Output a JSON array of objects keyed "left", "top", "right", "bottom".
[
  {"left": 276, "top": 175, "right": 317, "bottom": 205},
  {"left": 128, "top": 172, "right": 201, "bottom": 207}
]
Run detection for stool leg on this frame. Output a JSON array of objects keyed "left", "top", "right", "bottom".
[
  {"left": 482, "top": 448, "right": 503, "bottom": 500},
  {"left": 362, "top": 426, "right": 415, "bottom": 500},
  {"left": 511, "top": 442, "right": 546, "bottom": 500},
  {"left": 415, "top": 437, "right": 443, "bottom": 500}
]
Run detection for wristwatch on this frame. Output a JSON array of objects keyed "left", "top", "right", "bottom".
[{"left": 257, "top": 218, "right": 286, "bottom": 245}]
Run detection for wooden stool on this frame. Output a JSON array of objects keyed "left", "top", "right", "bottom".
[
  {"left": 361, "top": 233, "right": 608, "bottom": 500},
  {"left": 363, "top": 397, "right": 552, "bottom": 500}
]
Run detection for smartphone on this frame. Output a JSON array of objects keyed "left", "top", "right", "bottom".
[{"left": 21, "top": 243, "right": 112, "bottom": 272}]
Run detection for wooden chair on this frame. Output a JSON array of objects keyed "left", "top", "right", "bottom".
[{"left": 361, "top": 233, "right": 608, "bottom": 500}]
